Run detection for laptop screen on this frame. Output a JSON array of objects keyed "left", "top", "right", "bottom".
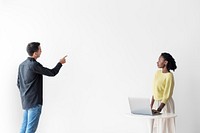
[{"left": 128, "top": 97, "right": 153, "bottom": 115}]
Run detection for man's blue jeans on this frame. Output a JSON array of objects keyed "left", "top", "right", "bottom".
[{"left": 20, "top": 105, "right": 42, "bottom": 133}]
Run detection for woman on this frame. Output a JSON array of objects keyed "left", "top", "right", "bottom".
[{"left": 150, "top": 52, "right": 177, "bottom": 133}]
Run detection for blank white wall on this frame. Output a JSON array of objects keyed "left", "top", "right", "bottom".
[{"left": 0, "top": 0, "right": 200, "bottom": 133}]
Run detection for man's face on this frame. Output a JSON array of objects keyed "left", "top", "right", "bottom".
[{"left": 35, "top": 46, "right": 42, "bottom": 58}]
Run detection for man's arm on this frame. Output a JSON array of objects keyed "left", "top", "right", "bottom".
[
  {"left": 17, "top": 67, "right": 20, "bottom": 89},
  {"left": 32, "top": 55, "right": 67, "bottom": 76}
]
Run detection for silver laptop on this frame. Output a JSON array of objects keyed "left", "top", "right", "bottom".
[{"left": 128, "top": 97, "right": 161, "bottom": 115}]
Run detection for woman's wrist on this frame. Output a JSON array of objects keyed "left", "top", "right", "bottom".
[
  {"left": 157, "top": 108, "right": 162, "bottom": 112},
  {"left": 157, "top": 103, "right": 165, "bottom": 112}
]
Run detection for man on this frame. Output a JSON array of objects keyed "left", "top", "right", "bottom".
[{"left": 17, "top": 42, "right": 67, "bottom": 133}]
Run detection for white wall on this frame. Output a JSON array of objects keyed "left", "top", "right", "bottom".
[{"left": 0, "top": 0, "right": 200, "bottom": 132}]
